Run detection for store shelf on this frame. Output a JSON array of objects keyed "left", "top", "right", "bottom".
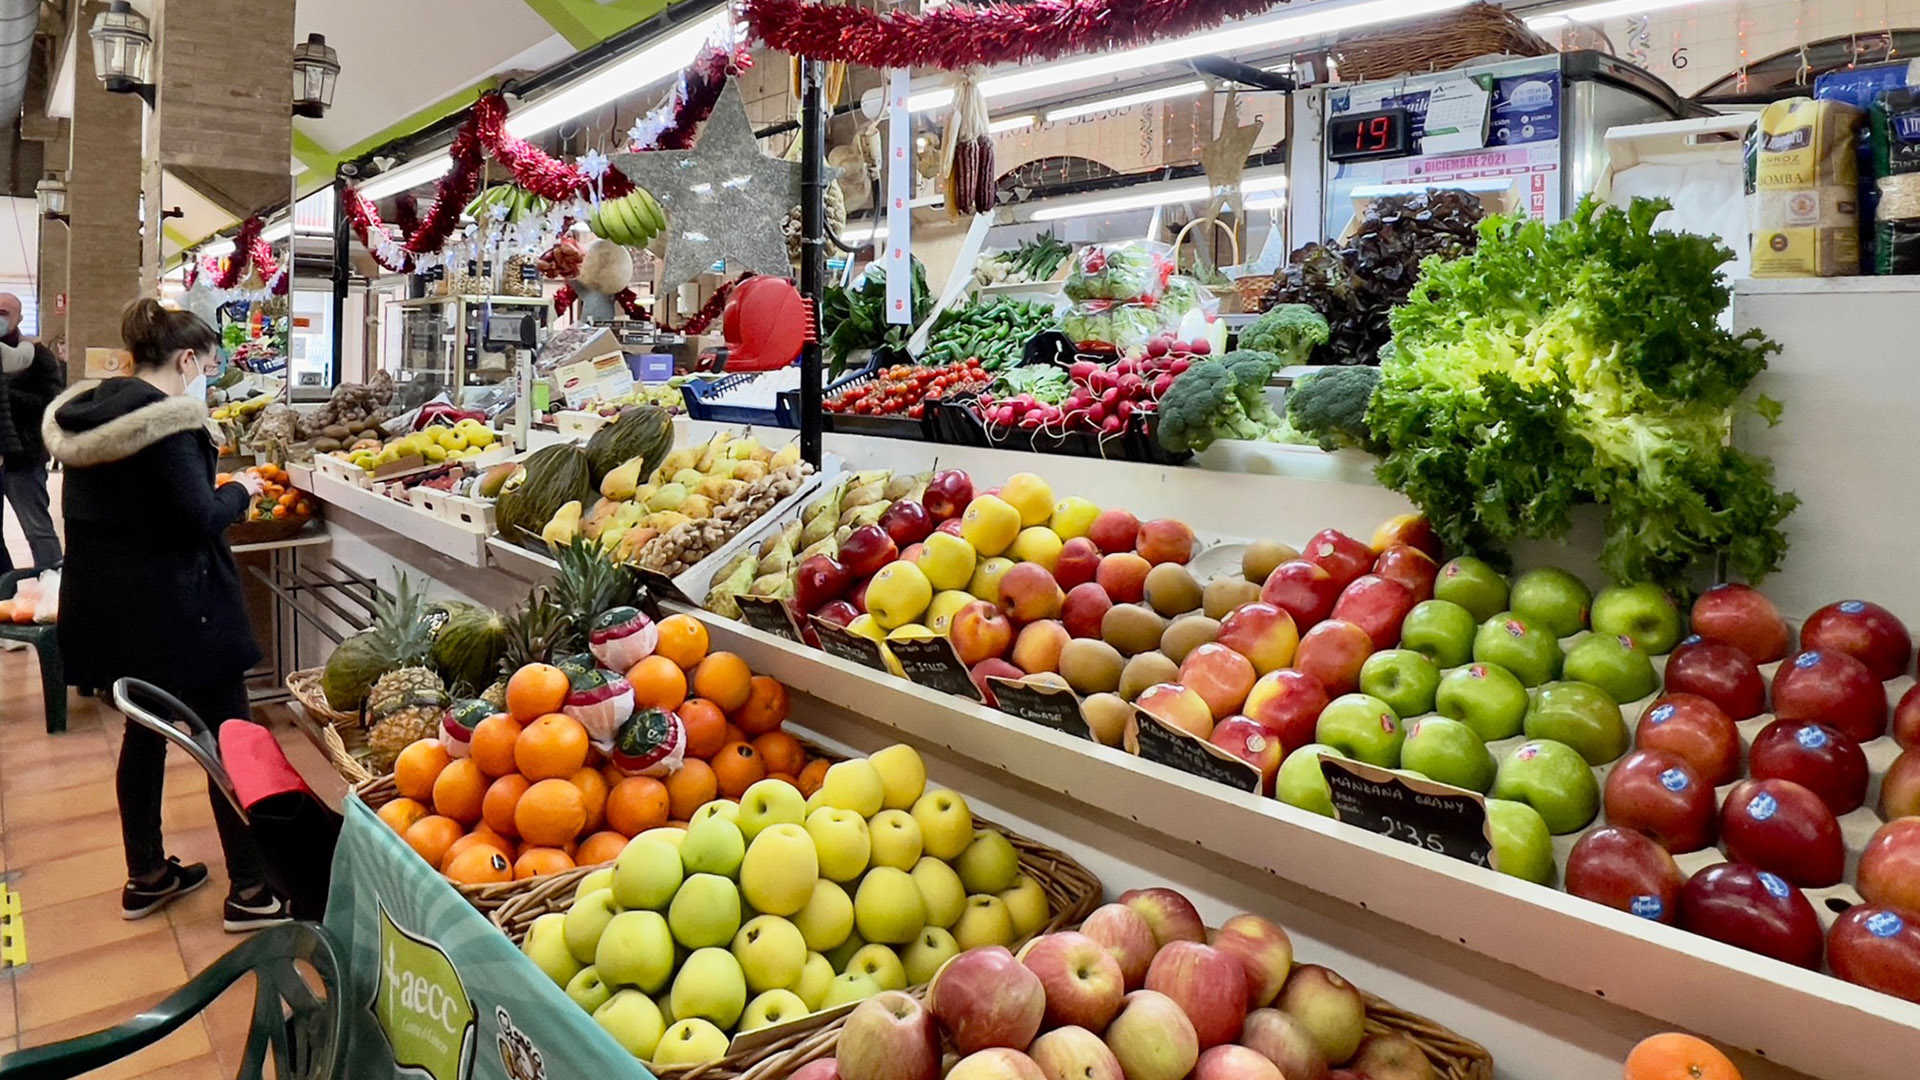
[
  {"left": 486, "top": 535, "right": 558, "bottom": 581},
  {"left": 306, "top": 472, "right": 489, "bottom": 567},
  {"left": 683, "top": 606, "right": 1920, "bottom": 1080}
]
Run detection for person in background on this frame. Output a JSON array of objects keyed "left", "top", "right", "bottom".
[
  {"left": 0, "top": 292, "right": 65, "bottom": 569},
  {"left": 41, "top": 298, "right": 289, "bottom": 931}
]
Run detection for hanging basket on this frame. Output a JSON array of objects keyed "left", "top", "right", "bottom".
[
  {"left": 1316, "top": 1, "right": 1554, "bottom": 82},
  {"left": 1171, "top": 215, "right": 1243, "bottom": 311}
]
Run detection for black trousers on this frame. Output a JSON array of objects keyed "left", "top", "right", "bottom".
[{"left": 117, "top": 677, "right": 267, "bottom": 895}]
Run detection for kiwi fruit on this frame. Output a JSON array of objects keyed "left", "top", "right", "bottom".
[
  {"left": 1160, "top": 613, "right": 1221, "bottom": 664},
  {"left": 1243, "top": 539, "right": 1299, "bottom": 584},
  {"left": 1101, "top": 604, "right": 1169, "bottom": 657},
  {"left": 1118, "top": 650, "right": 1179, "bottom": 700},
  {"left": 1080, "top": 693, "right": 1133, "bottom": 747},
  {"left": 1143, "top": 563, "right": 1203, "bottom": 617},
  {"left": 1203, "top": 577, "right": 1262, "bottom": 620},
  {"left": 1059, "top": 638, "right": 1125, "bottom": 695}
]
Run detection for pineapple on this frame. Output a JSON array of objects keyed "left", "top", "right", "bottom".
[
  {"left": 479, "top": 679, "right": 508, "bottom": 711},
  {"left": 550, "top": 537, "right": 636, "bottom": 653},
  {"left": 358, "top": 575, "right": 448, "bottom": 770},
  {"left": 499, "top": 585, "right": 570, "bottom": 677}
]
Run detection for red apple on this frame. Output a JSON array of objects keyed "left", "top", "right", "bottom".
[
  {"left": 1859, "top": 818, "right": 1920, "bottom": 917},
  {"left": 840, "top": 525, "right": 901, "bottom": 580},
  {"left": 1602, "top": 749, "right": 1716, "bottom": 853},
  {"left": 923, "top": 469, "right": 974, "bottom": 521},
  {"left": 796, "top": 554, "right": 853, "bottom": 613},
  {"left": 1293, "top": 619, "right": 1375, "bottom": 697},
  {"left": 927, "top": 945, "right": 1046, "bottom": 1054},
  {"left": 1000, "top": 563, "right": 1067, "bottom": 624},
  {"left": 1771, "top": 649, "right": 1888, "bottom": 743},
  {"left": 1301, "top": 529, "right": 1374, "bottom": 591},
  {"left": 849, "top": 578, "right": 870, "bottom": 614},
  {"left": 937, "top": 518, "right": 965, "bottom": 538},
  {"left": 1329, "top": 574, "right": 1415, "bottom": 650},
  {"left": 790, "top": 1061, "right": 842, "bottom": 1080},
  {"left": 1062, "top": 582, "right": 1114, "bottom": 640},
  {"left": 1136, "top": 519, "right": 1197, "bottom": 566},
  {"left": 1104, "top": 990, "right": 1199, "bottom": 1080},
  {"left": 1087, "top": 508, "right": 1141, "bottom": 555},
  {"left": 1565, "top": 825, "right": 1685, "bottom": 924},
  {"left": 1054, "top": 537, "right": 1102, "bottom": 591},
  {"left": 1012, "top": 620, "right": 1070, "bottom": 675},
  {"left": 1896, "top": 684, "right": 1920, "bottom": 751},
  {"left": 952, "top": 601, "right": 1015, "bottom": 665},
  {"left": 1021, "top": 931, "right": 1125, "bottom": 1031},
  {"left": 814, "top": 599, "right": 860, "bottom": 630},
  {"left": 1144, "top": 941, "right": 1247, "bottom": 1049},
  {"left": 879, "top": 500, "right": 936, "bottom": 548},
  {"left": 1802, "top": 599, "right": 1913, "bottom": 681},
  {"left": 1117, "top": 887, "right": 1206, "bottom": 947},
  {"left": 948, "top": 1049, "right": 1045, "bottom": 1080},
  {"left": 1720, "top": 778, "right": 1845, "bottom": 888},
  {"left": 1240, "top": 1008, "right": 1331, "bottom": 1080},
  {"left": 1635, "top": 693, "right": 1742, "bottom": 786},
  {"left": 1828, "top": 905, "right": 1920, "bottom": 1004},
  {"left": 1661, "top": 638, "right": 1766, "bottom": 721},
  {"left": 1242, "top": 669, "right": 1331, "bottom": 755},
  {"left": 969, "top": 658, "right": 1024, "bottom": 707},
  {"left": 1216, "top": 602, "right": 1300, "bottom": 675},
  {"left": 1679, "top": 861, "right": 1824, "bottom": 969},
  {"left": 1881, "top": 749, "right": 1920, "bottom": 820},
  {"left": 1079, "top": 903, "right": 1157, "bottom": 990},
  {"left": 1209, "top": 913, "right": 1295, "bottom": 1008},
  {"left": 1369, "top": 513, "right": 1441, "bottom": 559},
  {"left": 1260, "top": 560, "right": 1340, "bottom": 630},
  {"left": 1028, "top": 1027, "right": 1124, "bottom": 1080},
  {"left": 1134, "top": 683, "right": 1215, "bottom": 739},
  {"left": 1749, "top": 719, "right": 1869, "bottom": 816},
  {"left": 1097, "top": 552, "right": 1152, "bottom": 605},
  {"left": 1208, "top": 717, "right": 1283, "bottom": 793},
  {"left": 899, "top": 543, "right": 926, "bottom": 565},
  {"left": 1179, "top": 643, "right": 1258, "bottom": 719},
  {"left": 839, "top": 992, "right": 941, "bottom": 1080},
  {"left": 1371, "top": 545, "right": 1438, "bottom": 605},
  {"left": 1193, "top": 1045, "right": 1283, "bottom": 1080},
  {"left": 1689, "top": 584, "right": 1791, "bottom": 664}
]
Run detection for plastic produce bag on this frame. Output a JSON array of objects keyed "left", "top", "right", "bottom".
[
  {"left": 1063, "top": 240, "right": 1175, "bottom": 302},
  {"left": 33, "top": 570, "right": 57, "bottom": 623},
  {"left": 1060, "top": 300, "right": 1171, "bottom": 352}
]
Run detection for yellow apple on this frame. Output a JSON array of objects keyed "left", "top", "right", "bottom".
[
  {"left": 902, "top": 926, "right": 961, "bottom": 984},
  {"left": 563, "top": 887, "right": 621, "bottom": 964},
  {"left": 667, "top": 873, "right": 742, "bottom": 949},
  {"left": 739, "top": 823, "right": 819, "bottom": 916},
  {"left": 867, "top": 809, "right": 925, "bottom": 870},
  {"left": 819, "top": 971, "right": 883, "bottom": 1009},
  {"left": 960, "top": 495, "right": 1022, "bottom": 557},
  {"left": 738, "top": 988, "right": 809, "bottom": 1033},
  {"left": 866, "top": 562, "right": 933, "bottom": 630},
  {"left": 567, "top": 965, "right": 613, "bottom": 1014},
  {"left": 817, "top": 759, "right": 886, "bottom": 818},
  {"left": 925, "top": 589, "right": 977, "bottom": 636},
  {"left": 956, "top": 829, "right": 1020, "bottom": 894},
  {"left": 593, "top": 989, "right": 666, "bottom": 1060},
  {"left": 524, "top": 912, "right": 582, "bottom": 988},
  {"left": 911, "top": 788, "right": 975, "bottom": 861},
  {"left": 1009, "top": 527, "right": 1064, "bottom": 572},
  {"left": 846, "top": 614, "right": 887, "bottom": 643},
  {"left": 790, "top": 951, "right": 835, "bottom": 1009},
  {"left": 1000, "top": 472, "right": 1055, "bottom": 526},
  {"left": 917, "top": 533, "right": 978, "bottom": 592},
  {"left": 669, "top": 947, "right": 747, "bottom": 1031},
  {"left": 679, "top": 814, "right": 746, "bottom": 878},
  {"left": 653, "top": 1018, "right": 730, "bottom": 1067},
  {"left": 952, "top": 894, "right": 1016, "bottom": 950},
  {"left": 690, "top": 799, "right": 740, "bottom": 826},
  {"left": 578, "top": 867, "right": 616, "bottom": 895},
  {"left": 846, "top": 943, "right": 908, "bottom": 991},
  {"left": 637, "top": 826, "right": 686, "bottom": 850},
  {"left": 596, "top": 909, "right": 676, "bottom": 993},
  {"left": 824, "top": 930, "right": 866, "bottom": 972},
  {"left": 612, "top": 837, "right": 682, "bottom": 912},
  {"left": 804, "top": 806, "right": 872, "bottom": 882},
  {"left": 1049, "top": 496, "right": 1101, "bottom": 540},
  {"left": 853, "top": 865, "right": 928, "bottom": 944},
  {"left": 887, "top": 624, "right": 937, "bottom": 645},
  {"left": 968, "top": 557, "right": 1016, "bottom": 602},
  {"left": 909, "top": 856, "right": 968, "bottom": 928},
  {"left": 868, "top": 744, "right": 928, "bottom": 810},
  {"left": 736, "top": 778, "right": 807, "bottom": 842},
  {"left": 731, "top": 914, "right": 808, "bottom": 993},
  {"left": 999, "top": 874, "right": 1050, "bottom": 938},
  {"left": 791, "top": 878, "right": 855, "bottom": 952}
]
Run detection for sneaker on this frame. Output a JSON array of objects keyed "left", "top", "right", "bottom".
[
  {"left": 121, "top": 857, "right": 210, "bottom": 920},
  {"left": 223, "top": 890, "right": 293, "bottom": 933}
]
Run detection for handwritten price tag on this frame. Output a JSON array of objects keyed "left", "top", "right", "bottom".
[
  {"left": 1131, "top": 709, "right": 1262, "bottom": 793},
  {"left": 735, "top": 595, "right": 805, "bottom": 644},
  {"left": 887, "top": 635, "right": 983, "bottom": 702},
  {"left": 634, "top": 567, "right": 691, "bottom": 606},
  {"left": 809, "top": 616, "right": 891, "bottom": 674},
  {"left": 1318, "top": 756, "right": 1494, "bottom": 869},
  {"left": 988, "top": 677, "right": 1091, "bottom": 741}
]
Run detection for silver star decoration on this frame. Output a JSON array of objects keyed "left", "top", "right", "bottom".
[{"left": 611, "top": 83, "right": 827, "bottom": 290}]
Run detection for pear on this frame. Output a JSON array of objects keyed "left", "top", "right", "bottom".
[
  {"left": 750, "top": 443, "right": 775, "bottom": 465},
  {"left": 840, "top": 501, "right": 888, "bottom": 529},
  {"left": 632, "top": 483, "right": 658, "bottom": 507},
  {"left": 840, "top": 479, "right": 888, "bottom": 511},
  {"left": 647, "top": 483, "right": 688, "bottom": 512},
  {"left": 726, "top": 436, "right": 762, "bottom": 461},
  {"left": 601, "top": 457, "right": 645, "bottom": 500},
  {"left": 731, "top": 460, "right": 770, "bottom": 483},
  {"left": 770, "top": 443, "right": 802, "bottom": 469},
  {"left": 705, "top": 459, "right": 740, "bottom": 480},
  {"left": 883, "top": 471, "right": 918, "bottom": 502},
  {"left": 697, "top": 476, "right": 747, "bottom": 504},
  {"left": 615, "top": 526, "right": 660, "bottom": 564},
  {"left": 599, "top": 524, "right": 631, "bottom": 553},
  {"left": 672, "top": 468, "right": 705, "bottom": 488},
  {"left": 694, "top": 433, "right": 733, "bottom": 472},
  {"left": 679, "top": 494, "right": 714, "bottom": 521},
  {"left": 542, "top": 501, "right": 584, "bottom": 546},
  {"left": 582, "top": 498, "right": 624, "bottom": 542},
  {"left": 797, "top": 536, "right": 838, "bottom": 563},
  {"left": 750, "top": 572, "right": 795, "bottom": 599},
  {"left": 614, "top": 501, "right": 649, "bottom": 528},
  {"left": 641, "top": 511, "right": 690, "bottom": 533},
  {"left": 651, "top": 448, "right": 699, "bottom": 484}
]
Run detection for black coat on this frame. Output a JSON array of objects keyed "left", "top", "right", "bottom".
[
  {"left": 44, "top": 377, "right": 262, "bottom": 689},
  {"left": 5, "top": 341, "right": 64, "bottom": 465}
]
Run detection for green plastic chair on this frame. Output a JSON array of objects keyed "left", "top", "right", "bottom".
[
  {"left": 0, "top": 922, "right": 344, "bottom": 1080},
  {"left": 0, "top": 568, "right": 63, "bottom": 734}
]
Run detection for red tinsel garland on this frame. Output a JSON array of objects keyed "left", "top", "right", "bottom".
[
  {"left": 212, "top": 216, "right": 267, "bottom": 289},
  {"left": 406, "top": 110, "right": 488, "bottom": 255},
  {"left": 743, "top": 0, "right": 1289, "bottom": 70}
]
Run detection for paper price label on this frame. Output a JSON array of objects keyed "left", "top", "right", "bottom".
[
  {"left": 1318, "top": 756, "right": 1494, "bottom": 869},
  {"left": 735, "top": 595, "right": 805, "bottom": 644},
  {"left": 1131, "top": 709, "right": 1262, "bottom": 793},
  {"left": 634, "top": 567, "right": 691, "bottom": 606},
  {"left": 810, "top": 616, "right": 891, "bottom": 674},
  {"left": 989, "top": 677, "right": 1092, "bottom": 741},
  {"left": 887, "top": 635, "right": 983, "bottom": 701}
]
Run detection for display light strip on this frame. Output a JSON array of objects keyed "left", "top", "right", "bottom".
[
  {"left": 1525, "top": 0, "right": 1707, "bottom": 30},
  {"left": 1029, "top": 172, "right": 1288, "bottom": 221},
  {"left": 1043, "top": 80, "right": 1207, "bottom": 124}
]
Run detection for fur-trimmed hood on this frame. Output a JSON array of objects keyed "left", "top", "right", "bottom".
[{"left": 44, "top": 377, "right": 217, "bottom": 468}]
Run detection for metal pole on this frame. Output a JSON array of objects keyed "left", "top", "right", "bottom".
[
  {"left": 798, "top": 59, "right": 827, "bottom": 468},
  {"left": 330, "top": 178, "right": 349, "bottom": 387}
]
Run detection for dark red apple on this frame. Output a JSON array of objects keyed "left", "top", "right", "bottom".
[
  {"left": 795, "top": 554, "right": 853, "bottom": 613},
  {"left": 1241, "top": 669, "right": 1331, "bottom": 755},
  {"left": 1054, "top": 537, "right": 1102, "bottom": 591},
  {"left": 1680, "top": 862, "right": 1824, "bottom": 969},
  {"left": 1565, "top": 826, "right": 1685, "bottom": 924},
  {"left": 936, "top": 518, "right": 965, "bottom": 538},
  {"left": 1301, "top": 529, "right": 1374, "bottom": 592},
  {"left": 1770, "top": 649, "right": 1888, "bottom": 743},
  {"left": 1208, "top": 717, "right": 1283, "bottom": 793},
  {"left": 968, "top": 658, "right": 1024, "bottom": 707},
  {"left": 1061, "top": 582, "right": 1114, "bottom": 641},
  {"left": 1828, "top": 905, "right": 1920, "bottom": 1004},
  {"left": 849, "top": 577, "right": 870, "bottom": 614},
  {"left": 1720, "top": 778, "right": 1845, "bottom": 888},
  {"left": 1293, "top": 619, "right": 1375, "bottom": 697},
  {"left": 1329, "top": 575, "right": 1415, "bottom": 651},
  {"left": 840, "top": 525, "right": 901, "bottom": 581},
  {"left": 1602, "top": 749, "right": 1716, "bottom": 853},
  {"left": 1635, "top": 693, "right": 1743, "bottom": 786},
  {"left": 1881, "top": 749, "right": 1920, "bottom": 820},
  {"left": 923, "top": 469, "right": 974, "bottom": 521},
  {"left": 1661, "top": 638, "right": 1766, "bottom": 721},
  {"left": 1689, "top": 583, "right": 1791, "bottom": 664},
  {"left": 1371, "top": 545, "right": 1438, "bottom": 605},
  {"left": 813, "top": 600, "right": 860, "bottom": 630},
  {"left": 1260, "top": 560, "right": 1340, "bottom": 630},
  {"left": 1859, "top": 818, "right": 1920, "bottom": 917},
  {"left": 1895, "top": 684, "right": 1920, "bottom": 751},
  {"left": 1802, "top": 599, "right": 1913, "bottom": 681},
  {"left": 879, "top": 500, "right": 935, "bottom": 547},
  {"left": 1748, "top": 719, "right": 1869, "bottom": 816}
]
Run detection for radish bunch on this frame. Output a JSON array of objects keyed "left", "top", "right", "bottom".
[{"left": 975, "top": 335, "right": 1207, "bottom": 440}]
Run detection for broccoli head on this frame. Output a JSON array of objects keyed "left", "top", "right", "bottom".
[
  {"left": 1286, "top": 365, "right": 1383, "bottom": 453},
  {"left": 1239, "top": 304, "right": 1332, "bottom": 366},
  {"left": 1155, "top": 351, "right": 1286, "bottom": 453}
]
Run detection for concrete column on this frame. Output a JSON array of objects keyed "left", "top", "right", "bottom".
[
  {"left": 66, "top": 0, "right": 145, "bottom": 372},
  {"left": 34, "top": 129, "right": 69, "bottom": 350},
  {"left": 152, "top": 0, "right": 294, "bottom": 220}
]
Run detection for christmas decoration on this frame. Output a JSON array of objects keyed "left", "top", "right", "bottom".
[
  {"left": 210, "top": 216, "right": 267, "bottom": 290},
  {"left": 626, "top": 41, "right": 744, "bottom": 152}
]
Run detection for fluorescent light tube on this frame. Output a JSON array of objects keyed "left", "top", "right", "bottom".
[
  {"left": 507, "top": 8, "right": 733, "bottom": 139},
  {"left": 988, "top": 114, "right": 1036, "bottom": 134},
  {"left": 262, "top": 221, "right": 293, "bottom": 243},
  {"left": 1243, "top": 193, "right": 1288, "bottom": 211},
  {"left": 1044, "top": 80, "right": 1205, "bottom": 123},
  {"left": 1526, "top": 0, "right": 1704, "bottom": 29},
  {"left": 199, "top": 238, "right": 236, "bottom": 257},
  {"left": 354, "top": 153, "right": 453, "bottom": 201},
  {"left": 1030, "top": 173, "right": 1287, "bottom": 222}
]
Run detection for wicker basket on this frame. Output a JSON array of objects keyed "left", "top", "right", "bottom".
[
  {"left": 227, "top": 514, "right": 315, "bottom": 546},
  {"left": 1233, "top": 274, "right": 1276, "bottom": 314},
  {"left": 1319, "top": 1, "right": 1554, "bottom": 81},
  {"left": 356, "top": 773, "right": 554, "bottom": 916},
  {"left": 1362, "top": 991, "right": 1495, "bottom": 1080},
  {"left": 285, "top": 668, "right": 376, "bottom": 786}
]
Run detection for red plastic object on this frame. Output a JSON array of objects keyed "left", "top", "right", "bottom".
[
  {"left": 413, "top": 403, "right": 487, "bottom": 430},
  {"left": 722, "top": 276, "right": 807, "bottom": 371}
]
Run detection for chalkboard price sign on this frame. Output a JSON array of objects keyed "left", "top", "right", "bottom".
[
  {"left": 888, "top": 635, "right": 984, "bottom": 701},
  {"left": 735, "top": 595, "right": 806, "bottom": 644},
  {"left": 1319, "top": 756, "right": 1494, "bottom": 869},
  {"left": 634, "top": 567, "right": 691, "bottom": 606},
  {"left": 809, "top": 616, "right": 891, "bottom": 674},
  {"left": 988, "top": 677, "right": 1092, "bottom": 741},
  {"left": 1131, "top": 709, "right": 1262, "bottom": 793}
]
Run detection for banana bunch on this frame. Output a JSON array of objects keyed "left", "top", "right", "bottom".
[
  {"left": 210, "top": 395, "right": 272, "bottom": 422},
  {"left": 586, "top": 189, "right": 666, "bottom": 248},
  {"left": 464, "top": 185, "right": 551, "bottom": 224}
]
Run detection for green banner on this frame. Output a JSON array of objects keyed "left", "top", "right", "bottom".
[{"left": 325, "top": 796, "right": 653, "bottom": 1079}]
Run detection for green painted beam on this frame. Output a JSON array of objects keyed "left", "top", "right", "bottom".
[
  {"left": 522, "top": 0, "right": 668, "bottom": 47},
  {"left": 163, "top": 224, "right": 191, "bottom": 248}
]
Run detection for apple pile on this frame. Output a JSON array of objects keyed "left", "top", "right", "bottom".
[
  {"left": 817, "top": 887, "right": 1436, "bottom": 1080},
  {"left": 520, "top": 744, "right": 1065, "bottom": 1067}
]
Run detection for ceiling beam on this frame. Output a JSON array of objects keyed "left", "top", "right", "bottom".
[{"left": 519, "top": 0, "right": 666, "bottom": 49}]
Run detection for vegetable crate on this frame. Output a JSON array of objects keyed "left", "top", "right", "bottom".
[
  {"left": 925, "top": 392, "right": 1191, "bottom": 467},
  {"left": 774, "top": 356, "right": 926, "bottom": 440},
  {"left": 682, "top": 373, "right": 793, "bottom": 428}
]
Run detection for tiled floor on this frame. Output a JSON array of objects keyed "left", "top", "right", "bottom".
[{"left": 0, "top": 648, "right": 348, "bottom": 1077}]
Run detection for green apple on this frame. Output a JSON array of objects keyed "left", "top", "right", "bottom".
[
  {"left": 1314, "top": 692, "right": 1406, "bottom": 768},
  {"left": 1523, "top": 680, "right": 1630, "bottom": 764},
  {"left": 653, "top": 1018, "right": 730, "bottom": 1067},
  {"left": 732, "top": 915, "right": 808, "bottom": 994},
  {"left": 853, "top": 866, "right": 928, "bottom": 944},
  {"left": 868, "top": 809, "right": 925, "bottom": 870},
  {"left": 740, "top": 823, "right": 819, "bottom": 916},
  {"left": 1276, "top": 743, "right": 1347, "bottom": 816},
  {"left": 638, "top": 826, "right": 686, "bottom": 850},
  {"left": 1490, "top": 739, "right": 1600, "bottom": 834},
  {"left": 564, "top": 887, "right": 622, "bottom": 964},
  {"left": 739, "top": 988, "right": 809, "bottom": 1033},
  {"left": 999, "top": 874, "right": 1050, "bottom": 939},
  {"left": 911, "top": 788, "right": 975, "bottom": 861},
  {"left": 847, "top": 943, "right": 908, "bottom": 991},
  {"left": 952, "top": 894, "right": 1017, "bottom": 950},
  {"left": 805, "top": 806, "right": 872, "bottom": 882},
  {"left": 668, "top": 873, "right": 742, "bottom": 949},
  {"left": 670, "top": 947, "right": 748, "bottom": 1031},
  {"left": 578, "top": 867, "right": 616, "bottom": 896},
  {"left": 955, "top": 829, "right": 1020, "bottom": 894},
  {"left": 1589, "top": 582, "right": 1684, "bottom": 654},
  {"left": 819, "top": 972, "right": 883, "bottom": 1009},
  {"left": 792, "top": 878, "right": 855, "bottom": 953},
  {"left": 736, "top": 778, "right": 808, "bottom": 842},
  {"left": 910, "top": 856, "right": 967, "bottom": 928},
  {"left": 1509, "top": 567, "right": 1592, "bottom": 638},
  {"left": 523, "top": 912, "right": 582, "bottom": 987},
  {"left": 1398, "top": 717, "right": 1495, "bottom": 793},
  {"left": 1399, "top": 599, "right": 1477, "bottom": 667},
  {"left": 593, "top": 989, "right": 666, "bottom": 1060},
  {"left": 680, "top": 814, "right": 746, "bottom": 879},
  {"left": 596, "top": 909, "right": 675, "bottom": 993},
  {"left": 902, "top": 926, "right": 961, "bottom": 984},
  {"left": 653, "top": 991, "right": 675, "bottom": 1025},
  {"left": 868, "top": 744, "right": 928, "bottom": 810},
  {"left": 818, "top": 759, "right": 886, "bottom": 817},
  {"left": 1357, "top": 649, "right": 1440, "bottom": 719},
  {"left": 1485, "top": 798, "right": 1556, "bottom": 885},
  {"left": 1472, "top": 612, "right": 1562, "bottom": 687},
  {"left": 791, "top": 951, "right": 835, "bottom": 1009},
  {"left": 690, "top": 799, "right": 739, "bottom": 826},
  {"left": 1433, "top": 555, "right": 1509, "bottom": 623},
  {"left": 613, "top": 837, "right": 683, "bottom": 912},
  {"left": 1561, "top": 633, "right": 1659, "bottom": 703},
  {"left": 1433, "top": 662, "right": 1529, "bottom": 741},
  {"left": 825, "top": 930, "right": 867, "bottom": 972},
  {"left": 566, "top": 965, "right": 613, "bottom": 1014}
]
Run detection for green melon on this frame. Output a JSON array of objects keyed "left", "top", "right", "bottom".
[
  {"left": 320, "top": 630, "right": 388, "bottom": 711},
  {"left": 586, "top": 406, "right": 674, "bottom": 486},
  {"left": 495, "top": 443, "right": 595, "bottom": 547},
  {"left": 429, "top": 604, "right": 509, "bottom": 695}
]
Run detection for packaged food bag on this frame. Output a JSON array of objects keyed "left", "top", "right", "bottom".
[
  {"left": 1871, "top": 88, "right": 1920, "bottom": 274},
  {"left": 1063, "top": 241, "right": 1175, "bottom": 302},
  {"left": 1749, "top": 97, "right": 1863, "bottom": 277},
  {"left": 1816, "top": 59, "right": 1920, "bottom": 271}
]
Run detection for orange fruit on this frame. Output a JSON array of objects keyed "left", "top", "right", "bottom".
[
  {"left": 506, "top": 663, "right": 570, "bottom": 722},
  {"left": 753, "top": 731, "right": 805, "bottom": 776},
  {"left": 576, "top": 830, "right": 630, "bottom": 866},
  {"left": 665, "top": 759, "right": 718, "bottom": 821},
  {"left": 712, "top": 741, "right": 767, "bottom": 799},
  {"left": 481, "top": 774, "right": 533, "bottom": 838},
  {"left": 734, "top": 676, "right": 790, "bottom": 736},
  {"left": 403, "top": 815, "right": 464, "bottom": 869},
  {"left": 445, "top": 845, "right": 513, "bottom": 885},
  {"left": 514, "top": 847, "right": 577, "bottom": 879},
  {"left": 765, "top": 772, "right": 799, "bottom": 790},
  {"left": 515, "top": 778, "right": 588, "bottom": 847},
  {"left": 570, "top": 766, "right": 610, "bottom": 833},
  {"left": 628, "top": 655, "right": 688, "bottom": 711},
  {"left": 516, "top": 714, "right": 590, "bottom": 781},
  {"left": 394, "top": 740, "right": 453, "bottom": 800},
  {"left": 1623, "top": 1034, "right": 1742, "bottom": 1080},
  {"left": 605, "top": 776, "right": 671, "bottom": 836},
  {"left": 654, "top": 613, "right": 709, "bottom": 670},
  {"left": 470, "top": 714, "right": 524, "bottom": 778},
  {"left": 377, "top": 797, "right": 430, "bottom": 834},
  {"left": 431, "top": 758, "right": 488, "bottom": 826},
  {"left": 796, "top": 758, "right": 831, "bottom": 797},
  {"left": 692, "top": 652, "right": 753, "bottom": 713},
  {"left": 678, "top": 698, "right": 729, "bottom": 760},
  {"left": 444, "top": 826, "right": 512, "bottom": 868},
  {"left": 723, "top": 723, "right": 748, "bottom": 746}
]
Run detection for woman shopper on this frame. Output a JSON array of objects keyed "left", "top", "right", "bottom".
[{"left": 41, "top": 299, "right": 289, "bottom": 931}]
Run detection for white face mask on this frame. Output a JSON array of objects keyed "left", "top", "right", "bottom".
[{"left": 182, "top": 355, "right": 208, "bottom": 400}]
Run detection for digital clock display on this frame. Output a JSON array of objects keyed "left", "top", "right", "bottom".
[{"left": 1327, "top": 107, "right": 1413, "bottom": 162}]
